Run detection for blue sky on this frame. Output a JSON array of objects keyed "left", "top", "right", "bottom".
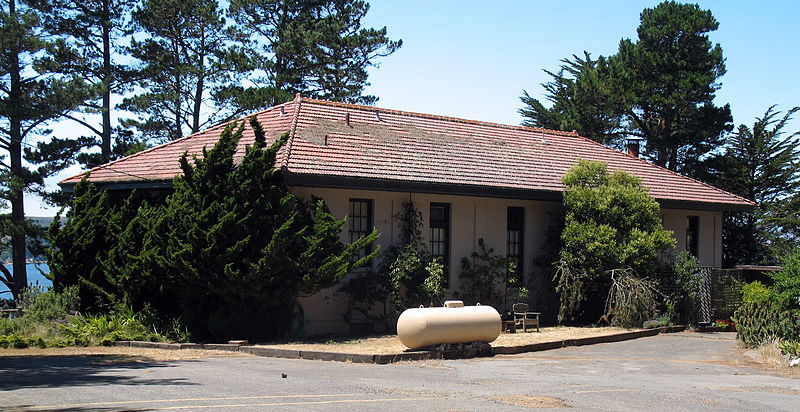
[
  {"left": 22, "top": 0, "right": 800, "bottom": 216},
  {"left": 362, "top": 0, "right": 799, "bottom": 126}
]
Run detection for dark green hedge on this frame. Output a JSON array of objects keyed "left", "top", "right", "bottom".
[{"left": 733, "top": 300, "right": 800, "bottom": 347}]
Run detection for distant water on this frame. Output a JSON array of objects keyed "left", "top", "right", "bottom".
[{"left": 0, "top": 263, "right": 51, "bottom": 298}]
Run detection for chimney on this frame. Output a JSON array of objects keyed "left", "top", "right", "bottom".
[{"left": 626, "top": 138, "right": 641, "bottom": 157}]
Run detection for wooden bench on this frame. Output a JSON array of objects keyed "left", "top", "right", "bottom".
[
  {"left": 502, "top": 320, "right": 517, "bottom": 333},
  {"left": 513, "top": 303, "right": 541, "bottom": 333}
]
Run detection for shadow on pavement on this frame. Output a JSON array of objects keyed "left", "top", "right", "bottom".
[
  {"left": 0, "top": 355, "right": 196, "bottom": 391},
  {"left": 7, "top": 406, "right": 150, "bottom": 412}
]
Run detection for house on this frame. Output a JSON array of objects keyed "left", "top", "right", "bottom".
[{"left": 60, "top": 94, "right": 754, "bottom": 334}]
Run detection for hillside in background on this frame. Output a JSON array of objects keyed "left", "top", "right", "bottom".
[{"left": 1, "top": 216, "right": 62, "bottom": 263}]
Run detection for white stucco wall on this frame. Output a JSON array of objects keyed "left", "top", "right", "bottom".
[
  {"left": 661, "top": 209, "right": 723, "bottom": 268},
  {"left": 289, "top": 186, "right": 724, "bottom": 335}
]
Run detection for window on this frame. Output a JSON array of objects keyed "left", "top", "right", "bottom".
[
  {"left": 507, "top": 207, "right": 524, "bottom": 280},
  {"left": 429, "top": 203, "right": 451, "bottom": 285},
  {"left": 349, "top": 199, "right": 373, "bottom": 267},
  {"left": 686, "top": 216, "right": 699, "bottom": 258}
]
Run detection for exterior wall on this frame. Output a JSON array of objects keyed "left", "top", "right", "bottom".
[
  {"left": 289, "top": 186, "right": 562, "bottom": 335},
  {"left": 289, "top": 186, "right": 725, "bottom": 336},
  {"left": 661, "top": 209, "right": 723, "bottom": 268}
]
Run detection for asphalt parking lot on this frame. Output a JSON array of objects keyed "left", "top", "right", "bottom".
[{"left": 2, "top": 332, "right": 799, "bottom": 411}]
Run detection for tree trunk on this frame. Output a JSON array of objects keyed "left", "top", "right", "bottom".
[
  {"left": 8, "top": 0, "right": 27, "bottom": 300},
  {"left": 192, "top": 50, "right": 204, "bottom": 134},
  {"left": 100, "top": 0, "right": 112, "bottom": 161}
]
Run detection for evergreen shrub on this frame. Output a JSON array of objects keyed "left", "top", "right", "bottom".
[{"left": 734, "top": 300, "right": 800, "bottom": 347}]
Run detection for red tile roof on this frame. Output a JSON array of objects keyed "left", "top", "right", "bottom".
[{"left": 61, "top": 95, "right": 754, "bottom": 210}]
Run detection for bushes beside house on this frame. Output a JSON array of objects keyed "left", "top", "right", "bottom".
[
  {"left": 47, "top": 118, "right": 378, "bottom": 342},
  {"left": 553, "top": 160, "right": 675, "bottom": 327},
  {"left": 734, "top": 250, "right": 800, "bottom": 348},
  {"left": 0, "top": 286, "right": 181, "bottom": 348}
]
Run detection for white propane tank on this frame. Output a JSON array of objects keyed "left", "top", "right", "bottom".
[{"left": 396, "top": 302, "right": 501, "bottom": 349}]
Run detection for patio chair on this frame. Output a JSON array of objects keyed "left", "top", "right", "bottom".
[{"left": 513, "top": 303, "right": 540, "bottom": 333}]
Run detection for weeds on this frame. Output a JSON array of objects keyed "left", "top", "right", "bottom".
[{"left": 0, "top": 287, "right": 189, "bottom": 349}]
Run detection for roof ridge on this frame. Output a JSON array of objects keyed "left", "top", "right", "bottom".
[
  {"left": 297, "top": 96, "right": 580, "bottom": 137},
  {"left": 281, "top": 95, "right": 303, "bottom": 168},
  {"left": 568, "top": 133, "right": 755, "bottom": 206}
]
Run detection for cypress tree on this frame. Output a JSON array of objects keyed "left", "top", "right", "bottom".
[
  {"left": 156, "top": 117, "right": 378, "bottom": 340},
  {"left": 47, "top": 181, "right": 119, "bottom": 310}
]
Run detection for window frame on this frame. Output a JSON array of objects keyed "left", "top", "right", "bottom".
[
  {"left": 686, "top": 215, "right": 699, "bottom": 258},
  {"left": 429, "top": 202, "right": 451, "bottom": 286},
  {"left": 507, "top": 206, "right": 525, "bottom": 281},
  {"left": 348, "top": 198, "right": 374, "bottom": 268}
]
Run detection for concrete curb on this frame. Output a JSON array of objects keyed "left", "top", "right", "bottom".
[{"left": 115, "top": 325, "right": 686, "bottom": 365}]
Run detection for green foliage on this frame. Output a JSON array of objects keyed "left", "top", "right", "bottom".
[
  {"left": 47, "top": 182, "right": 120, "bottom": 310},
  {"left": 520, "top": 52, "right": 624, "bottom": 146},
  {"left": 733, "top": 300, "right": 800, "bottom": 348},
  {"left": 779, "top": 340, "right": 800, "bottom": 357},
  {"left": 554, "top": 160, "right": 674, "bottom": 323},
  {"left": 0, "top": 286, "right": 178, "bottom": 348},
  {"left": 0, "top": 0, "right": 92, "bottom": 299},
  {"left": 741, "top": 281, "right": 771, "bottom": 305},
  {"left": 338, "top": 201, "right": 442, "bottom": 330},
  {"left": 734, "top": 253, "right": 800, "bottom": 347},
  {"left": 18, "top": 285, "right": 79, "bottom": 323},
  {"left": 603, "top": 268, "right": 660, "bottom": 329},
  {"left": 560, "top": 160, "right": 673, "bottom": 273},
  {"left": 223, "top": 0, "right": 402, "bottom": 115},
  {"left": 660, "top": 251, "right": 704, "bottom": 325},
  {"left": 520, "top": 1, "right": 731, "bottom": 172},
  {"left": 48, "top": 118, "right": 377, "bottom": 341},
  {"left": 560, "top": 160, "right": 675, "bottom": 280},
  {"left": 423, "top": 258, "right": 446, "bottom": 307},
  {"left": 25, "top": 0, "right": 143, "bottom": 172},
  {"left": 121, "top": 0, "right": 239, "bottom": 142},
  {"left": 697, "top": 106, "right": 800, "bottom": 266},
  {"left": 147, "top": 118, "right": 377, "bottom": 341},
  {"left": 60, "top": 306, "right": 158, "bottom": 345},
  {"left": 770, "top": 251, "right": 800, "bottom": 306},
  {"left": 459, "top": 238, "right": 519, "bottom": 309}
]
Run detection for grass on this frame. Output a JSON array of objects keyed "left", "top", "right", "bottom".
[{"left": 0, "top": 287, "right": 185, "bottom": 349}]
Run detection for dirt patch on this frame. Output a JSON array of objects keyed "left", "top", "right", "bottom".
[
  {"left": 492, "top": 394, "right": 568, "bottom": 408},
  {"left": 257, "top": 327, "right": 631, "bottom": 355},
  {"left": 492, "top": 327, "right": 628, "bottom": 346},
  {"left": 0, "top": 346, "right": 253, "bottom": 362},
  {"left": 726, "top": 340, "right": 800, "bottom": 378}
]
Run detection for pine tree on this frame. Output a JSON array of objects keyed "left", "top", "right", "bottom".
[
  {"left": 220, "top": 0, "right": 402, "bottom": 116},
  {"left": 0, "top": 0, "right": 89, "bottom": 299},
  {"left": 519, "top": 1, "right": 732, "bottom": 173},
  {"left": 614, "top": 1, "right": 732, "bottom": 172},
  {"left": 121, "top": 0, "right": 242, "bottom": 143},
  {"left": 24, "top": 0, "right": 142, "bottom": 171},
  {"left": 699, "top": 106, "right": 800, "bottom": 266},
  {"left": 519, "top": 52, "right": 625, "bottom": 146}
]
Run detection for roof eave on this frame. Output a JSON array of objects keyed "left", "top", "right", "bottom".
[
  {"left": 58, "top": 179, "right": 173, "bottom": 192},
  {"left": 656, "top": 198, "right": 754, "bottom": 213},
  {"left": 59, "top": 173, "right": 755, "bottom": 213}
]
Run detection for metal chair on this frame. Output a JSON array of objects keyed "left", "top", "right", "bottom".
[{"left": 513, "top": 303, "right": 540, "bottom": 333}]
